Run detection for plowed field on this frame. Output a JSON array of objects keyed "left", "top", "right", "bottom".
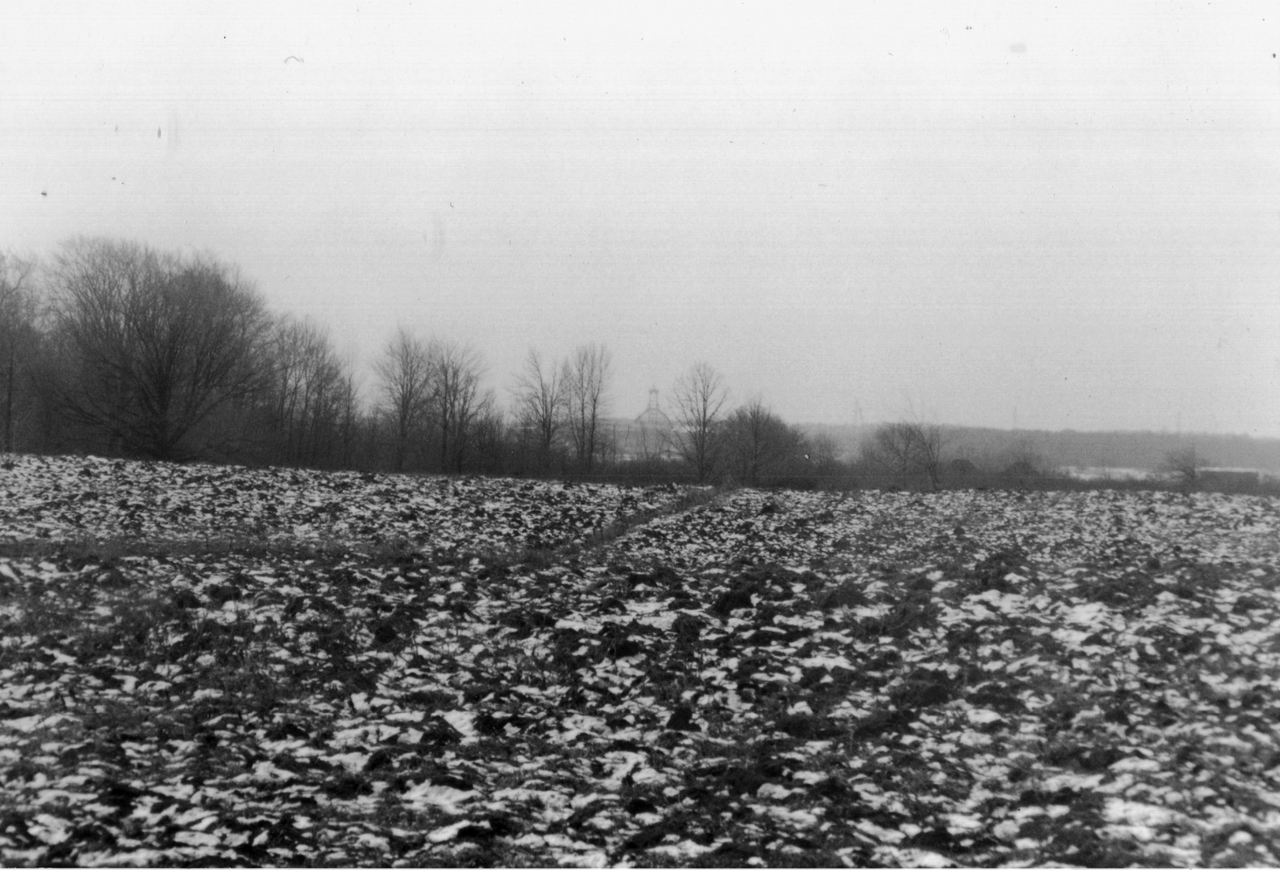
[{"left": 2, "top": 454, "right": 1279, "bottom": 867}]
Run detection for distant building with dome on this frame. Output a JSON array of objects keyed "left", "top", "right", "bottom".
[
  {"left": 616, "top": 388, "right": 678, "bottom": 461},
  {"left": 636, "top": 388, "right": 672, "bottom": 430}
]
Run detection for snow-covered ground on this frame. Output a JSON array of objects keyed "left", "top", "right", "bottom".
[
  {"left": 0, "top": 453, "right": 686, "bottom": 553},
  {"left": 2, "top": 455, "right": 1279, "bottom": 866},
  {"left": 1058, "top": 466, "right": 1162, "bottom": 482}
]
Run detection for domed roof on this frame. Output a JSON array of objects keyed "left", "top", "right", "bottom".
[
  {"left": 637, "top": 406, "right": 673, "bottom": 428},
  {"left": 636, "top": 388, "right": 673, "bottom": 429}
]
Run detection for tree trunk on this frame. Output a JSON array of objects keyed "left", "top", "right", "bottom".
[{"left": 2, "top": 349, "right": 13, "bottom": 453}]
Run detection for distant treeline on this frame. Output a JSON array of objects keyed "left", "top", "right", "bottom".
[
  {"left": 954, "top": 427, "right": 1280, "bottom": 475},
  {"left": 0, "top": 239, "right": 822, "bottom": 485},
  {"left": 2, "top": 238, "right": 1274, "bottom": 494},
  {"left": 804, "top": 424, "right": 1280, "bottom": 478}
]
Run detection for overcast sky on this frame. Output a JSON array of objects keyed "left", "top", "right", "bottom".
[{"left": 3, "top": 2, "right": 1278, "bottom": 435}]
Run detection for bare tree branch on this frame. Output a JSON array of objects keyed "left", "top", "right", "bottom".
[
  {"left": 51, "top": 238, "right": 271, "bottom": 460},
  {"left": 724, "top": 396, "right": 797, "bottom": 486},
  {"left": 562, "top": 343, "right": 611, "bottom": 474},
  {"left": 511, "top": 347, "right": 565, "bottom": 470},
  {"left": 428, "top": 338, "right": 486, "bottom": 472},
  {"left": 374, "top": 328, "right": 431, "bottom": 471},
  {"left": 0, "top": 252, "right": 40, "bottom": 453},
  {"left": 671, "top": 362, "right": 729, "bottom": 483}
]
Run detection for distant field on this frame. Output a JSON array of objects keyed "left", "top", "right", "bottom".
[{"left": 2, "top": 455, "right": 1279, "bottom": 867}]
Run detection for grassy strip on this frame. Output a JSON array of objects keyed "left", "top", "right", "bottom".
[{"left": 561, "top": 484, "right": 723, "bottom": 554}]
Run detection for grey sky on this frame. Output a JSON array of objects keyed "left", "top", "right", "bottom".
[{"left": 3, "top": 2, "right": 1278, "bottom": 435}]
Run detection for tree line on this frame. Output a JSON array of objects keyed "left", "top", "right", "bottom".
[
  {"left": 0, "top": 238, "right": 851, "bottom": 485},
  {"left": 7, "top": 237, "right": 1238, "bottom": 492}
]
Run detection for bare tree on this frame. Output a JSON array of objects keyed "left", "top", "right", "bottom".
[
  {"left": 511, "top": 347, "right": 565, "bottom": 471},
  {"left": 374, "top": 328, "right": 431, "bottom": 471},
  {"left": 671, "top": 362, "right": 729, "bottom": 483},
  {"left": 470, "top": 398, "right": 509, "bottom": 474},
  {"left": 864, "top": 423, "right": 917, "bottom": 489},
  {"left": 0, "top": 253, "right": 39, "bottom": 453},
  {"left": 807, "top": 432, "right": 845, "bottom": 477},
  {"left": 864, "top": 421, "right": 947, "bottom": 489},
  {"left": 912, "top": 423, "right": 947, "bottom": 490},
  {"left": 428, "top": 338, "right": 486, "bottom": 472},
  {"left": 1003, "top": 436, "right": 1046, "bottom": 480},
  {"left": 724, "top": 396, "right": 798, "bottom": 486},
  {"left": 263, "top": 316, "right": 353, "bottom": 467},
  {"left": 328, "top": 366, "right": 362, "bottom": 470},
  {"left": 51, "top": 238, "right": 271, "bottom": 460},
  {"left": 1162, "top": 444, "right": 1205, "bottom": 490},
  {"left": 562, "top": 342, "right": 612, "bottom": 473}
]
